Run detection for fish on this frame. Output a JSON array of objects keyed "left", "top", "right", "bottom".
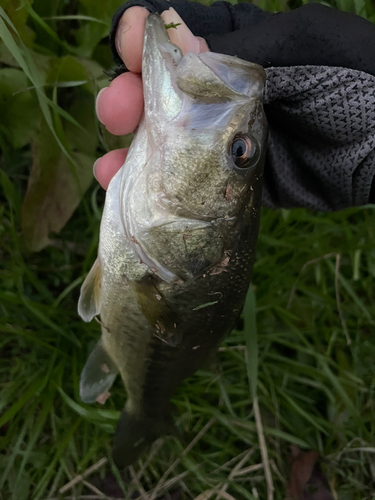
[{"left": 78, "top": 13, "right": 268, "bottom": 467}]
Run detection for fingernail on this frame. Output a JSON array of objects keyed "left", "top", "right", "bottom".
[
  {"left": 196, "top": 36, "right": 210, "bottom": 53},
  {"left": 162, "top": 8, "right": 199, "bottom": 54},
  {"left": 115, "top": 23, "right": 124, "bottom": 56},
  {"left": 163, "top": 7, "right": 182, "bottom": 23},
  {"left": 96, "top": 88, "right": 107, "bottom": 124},
  {"left": 93, "top": 158, "right": 100, "bottom": 180}
]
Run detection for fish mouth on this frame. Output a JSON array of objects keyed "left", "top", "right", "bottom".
[
  {"left": 143, "top": 14, "right": 183, "bottom": 73},
  {"left": 143, "top": 14, "right": 265, "bottom": 101},
  {"left": 141, "top": 14, "right": 184, "bottom": 133},
  {"left": 119, "top": 16, "right": 184, "bottom": 284}
]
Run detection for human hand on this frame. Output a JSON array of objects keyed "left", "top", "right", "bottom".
[{"left": 94, "top": 6, "right": 209, "bottom": 190}]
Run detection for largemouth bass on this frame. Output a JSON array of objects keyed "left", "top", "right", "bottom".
[{"left": 78, "top": 14, "right": 267, "bottom": 466}]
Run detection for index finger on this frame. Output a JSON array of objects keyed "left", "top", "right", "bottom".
[
  {"left": 115, "top": 6, "right": 149, "bottom": 73},
  {"left": 115, "top": 7, "right": 209, "bottom": 74}
]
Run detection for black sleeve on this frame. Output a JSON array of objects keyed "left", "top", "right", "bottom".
[{"left": 109, "top": 1, "right": 375, "bottom": 211}]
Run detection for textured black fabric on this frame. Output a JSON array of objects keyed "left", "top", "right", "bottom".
[
  {"left": 263, "top": 66, "right": 375, "bottom": 210},
  {"left": 109, "top": 0, "right": 375, "bottom": 211},
  {"left": 207, "top": 4, "right": 375, "bottom": 76}
]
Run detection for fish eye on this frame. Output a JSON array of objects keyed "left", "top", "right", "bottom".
[{"left": 230, "top": 134, "right": 259, "bottom": 169}]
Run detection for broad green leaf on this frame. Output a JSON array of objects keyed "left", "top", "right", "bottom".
[
  {"left": 26, "top": 50, "right": 56, "bottom": 82},
  {"left": 65, "top": 94, "right": 98, "bottom": 155},
  {"left": 0, "top": 8, "right": 72, "bottom": 161},
  {"left": 21, "top": 1, "right": 65, "bottom": 47},
  {"left": 2, "top": 0, "right": 35, "bottom": 47},
  {"left": 20, "top": 1, "right": 78, "bottom": 55},
  {"left": 78, "top": 56, "right": 107, "bottom": 92},
  {"left": 47, "top": 55, "right": 105, "bottom": 95},
  {"left": 21, "top": 95, "right": 98, "bottom": 251},
  {"left": 47, "top": 55, "right": 92, "bottom": 92},
  {"left": 74, "top": 22, "right": 110, "bottom": 58},
  {"left": 91, "top": 44, "right": 114, "bottom": 71},
  {"left": 21, "top": 143, "right": 95, "bottom": 251},
  {"left": 75, "top": 0, "right": 125, "bottom": 57},
  {"left": 0, "top": 68, "right": 40, "bottom": 149},
  {"left": 0, "top": 40, "right": 19, "bottom": 67},
  {"left": 78, "top": 0, "right": 125, "bottom": 22},
  {"left": 0, "top": 169, "right": 21, "bottom": 211}
]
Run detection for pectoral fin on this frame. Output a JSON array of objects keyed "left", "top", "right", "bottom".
[
  {"left": 80, "top": 339, "right": 118, "bottom": 404},
  {"left": 130, "top": 279, "right": 182, "bottom": 347},
  {"left": 78, "top": 257, "right": 102, "bottom": 322}
]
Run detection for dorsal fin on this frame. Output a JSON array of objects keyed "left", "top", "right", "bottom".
[{"left": 78, "top": 257, "right": 102, "bottom": 322}]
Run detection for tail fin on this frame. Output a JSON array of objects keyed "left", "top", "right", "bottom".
[{"left": 112, "top": 408, "right": 176, "bottom": 467}]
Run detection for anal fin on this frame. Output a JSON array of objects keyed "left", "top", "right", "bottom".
[{"left": 80, "top": 339, "right": 118, "bottom": 404}]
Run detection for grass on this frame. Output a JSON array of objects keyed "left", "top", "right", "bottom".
[{"left": 1, "top": 0, "right": 375, "bottom": 499}]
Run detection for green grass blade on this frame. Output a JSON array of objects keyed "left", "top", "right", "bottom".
[
  {"left": 0, "top": 9, "right": 74, "bottom": 162},
  {"left": 0, "top": 376, "right": 44, "bottom": 429},
  {"left": 43, "top": 14, "right": 108, "bottom": 24},
  {"left": 243, "top": 286, "right": 258, "bottom": 401}
]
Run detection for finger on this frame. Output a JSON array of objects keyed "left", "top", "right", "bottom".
[
  {"left": 115, "top": 6, "right": 149, "bottom": 73},
  {"left": 93, "top": 148, "right": 129, "bottom": 191},
  {"left": 161, "top": 8, "right": 210, "bottom": 54},
  {"left": 96, "top": 72, "right": 144, "bottom": 136},
  {"left": 196, "top": 36, "right": 210, "bottom": 54}
]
